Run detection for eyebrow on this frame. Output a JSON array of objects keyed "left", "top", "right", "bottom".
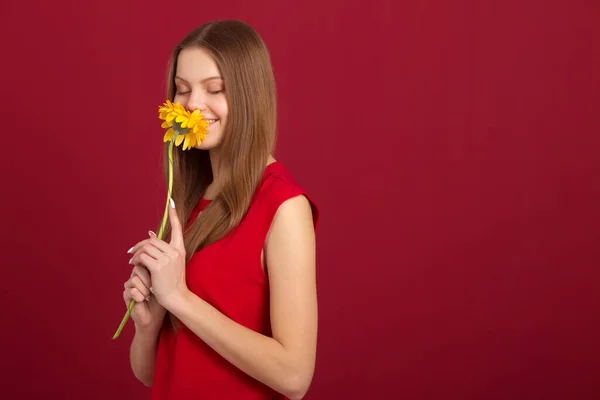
[{"left": 175, "top": 75, "right": 223, "bottom": 84}]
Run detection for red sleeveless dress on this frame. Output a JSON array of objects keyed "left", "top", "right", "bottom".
[{"left": 150, "top": 161, "right": 319, "bottom": 400}]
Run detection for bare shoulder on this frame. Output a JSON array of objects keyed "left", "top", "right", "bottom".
[{"left": 269, "top": 194, "right": 315, "bottom": 235}]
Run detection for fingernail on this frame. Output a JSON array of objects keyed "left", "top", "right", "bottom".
[
  {"left": 170, "top": 197, "right": 175, "bottom": 209},
  {"left": 145, "top": 296, "right": 151, "bottom": 302},
  {"left": 149, "top": 230, "right": 156, "bottom": 237},
  {"left": 128, "top": 257, "right": 133, "bottom": 265},
  {"left": 150, "top": 287, "right": 154, "bottom": 293},
  {"left": 127, "top": 246, "right": 134, "bottom": 254}
]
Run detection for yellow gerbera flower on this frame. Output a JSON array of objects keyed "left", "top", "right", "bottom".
[
  {"left": 112, "top": 100, "right": 212, "bottom": 340},
  {"left": 158, "top": 100, "right": 210, "bottom": 150}
]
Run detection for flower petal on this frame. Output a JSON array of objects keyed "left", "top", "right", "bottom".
[
  {"left": 163, "top": 128, "right": 174, "bottom": 142},
  {"left": 182, "top": 135, "right": 190, "bottom": 150}
]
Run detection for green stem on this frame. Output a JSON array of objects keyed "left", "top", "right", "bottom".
[
  {"left": 112, "top": 139, "right": 174, "bottom": 340},
  {"left": 157, "top": 139, "right": 174, "bottom": 240}
]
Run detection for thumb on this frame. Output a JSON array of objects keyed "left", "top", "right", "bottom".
[{"left": 168, "top": 197, "right": 184, "bottom": 251}]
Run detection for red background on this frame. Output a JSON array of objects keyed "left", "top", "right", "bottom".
[{"left": 1, "top": 1, "right": 599, "bottom": 399}]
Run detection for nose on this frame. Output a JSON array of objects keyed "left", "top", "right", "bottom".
[{"left": 186, "top": 91, "right": 207, "bottom": 112}]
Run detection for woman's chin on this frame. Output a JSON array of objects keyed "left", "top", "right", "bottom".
[{"left": 194, "top": 139, "right": 219, "bottom": 151}]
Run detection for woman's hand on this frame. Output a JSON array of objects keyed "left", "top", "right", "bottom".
[
  {"left": 123, "top": 263, "right": 166, "bottom": 331},
  {"left": 128, "top": 198, "right": 188, "bottom": 310}
]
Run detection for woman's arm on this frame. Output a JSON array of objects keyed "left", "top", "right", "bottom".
[
  {"left": 129, "top": 325, "right": 161, "bottom": 387},
  {"left": 165, "top": 195, "right": 318, "bottom": 399},
  {"left": 123, "top": 261, "right": 167, "bottom": 387}
]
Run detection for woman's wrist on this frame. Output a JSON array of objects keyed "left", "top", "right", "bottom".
[
  {"left": 134, "top": 323, "right": 162, "bottom": 343},
  {"left": 162, "top": 287, "right": 192, "bottom": 315}
]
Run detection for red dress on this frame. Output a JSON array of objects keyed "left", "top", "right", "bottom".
[{"left": 150, "top": 161, "right": 319, "bottom": 400}]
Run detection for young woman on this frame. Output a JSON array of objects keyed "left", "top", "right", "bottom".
[{"left": 122, "top": 20, "right": 320, "bottom": 400}]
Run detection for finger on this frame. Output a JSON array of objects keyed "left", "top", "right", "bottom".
[
  {"left": 126, "top": 232, "right": 160, "bottom": 257},
  {"left": 132, "top": 265, "right": 152, "bottom": 288},
  {"left": 124, "top": 273, "right": 137, "bottom": 288},
  {"left": 131, "top": 276, "right": 151, "bottom": 298},
  {"left": 168, "top": 197, "right": 184, "bottom": 250},
  {"left": 124, "top": 285, "right": 138, "bottom": 302},
  {"left": 127, "top": 238, "right": 171, "bottom": 264},
  {"left": 129, "top": 287, "right": 146, "bottom": 303},
  {"left": 129, "top": 242, "right": 163, "bottom": 266},
  {"left": 124, "top": 287, "right": 132, "bottom": 302},
  {"left": 139, "top": 253, "right": 158, "bottom": 273},
  {"left": 145, "top": 237, "right": 174, "bottom": 254},
  {"left": 138, "top": 242, "right": 164, "bottom": 260},
  {"left": 127, "top": 238, "right": 151, "bottom": 256}
]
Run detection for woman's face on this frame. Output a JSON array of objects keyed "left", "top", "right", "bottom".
[{"left": 173, "top": 47, "right": 228, "bottom": 150}]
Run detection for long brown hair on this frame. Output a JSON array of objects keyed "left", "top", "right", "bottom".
[{"left": 158, "top": 20, "right": 277, "bottom": 262}]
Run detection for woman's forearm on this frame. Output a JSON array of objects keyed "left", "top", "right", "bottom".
[
  {"left": 165, "top": 289, "right": 311, "bottom": 400},
  {"left": 130, "top": 326, "right": 161, "bottom": 387}
]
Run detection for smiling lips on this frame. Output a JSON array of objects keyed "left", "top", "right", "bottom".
[{"left": 204, "top": 118, "right": 219, "bottom": 125}]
